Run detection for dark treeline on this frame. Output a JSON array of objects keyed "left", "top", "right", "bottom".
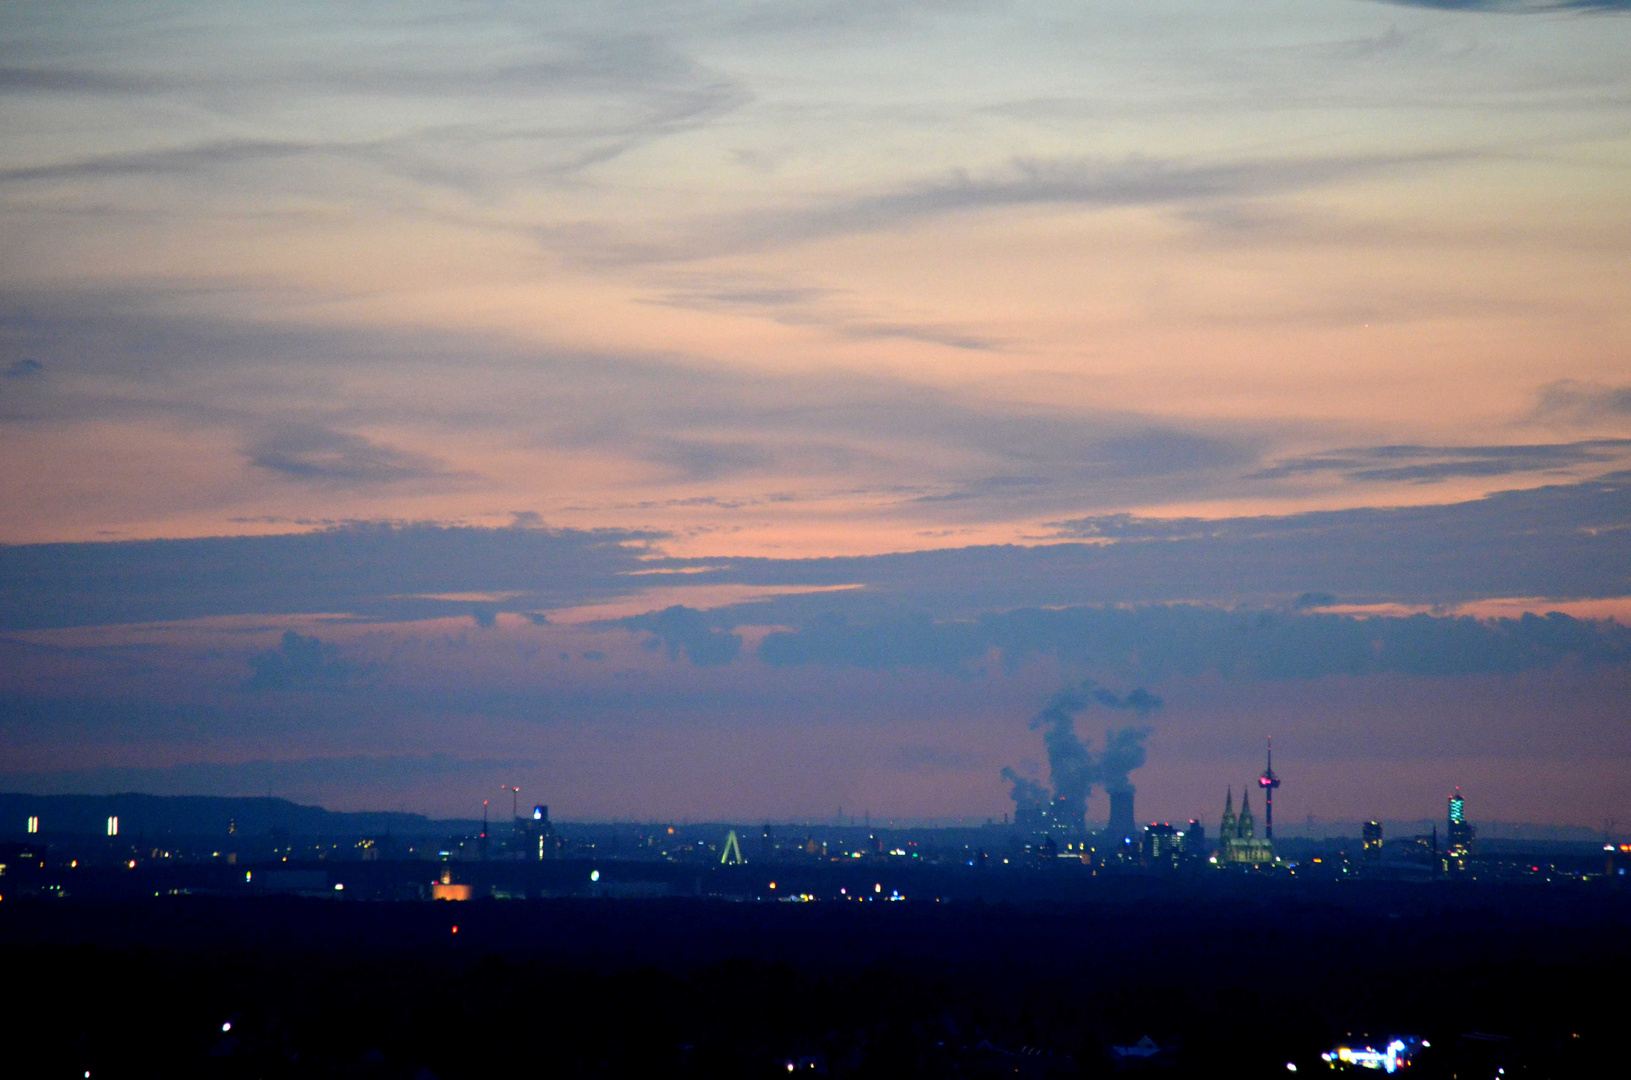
[{"left": 6, "top": 886, "right": 1626, "bottom": 1078}]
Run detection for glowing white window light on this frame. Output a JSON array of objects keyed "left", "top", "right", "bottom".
[
  {"left": 27, "top": 816, "right": 38, "bottom": 834},
  {"left": 1326, "top": 1039, "right": 1410, "bottom": 1073},
  {"left": 107, "top": 816, "right": 119, "bottom": 836},
  {"left": 590, "top": 870, "right": 600, "bottom": 882}
]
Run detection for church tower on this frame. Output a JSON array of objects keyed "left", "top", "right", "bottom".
[{"left": 1217, "top": 784, "right": 1275, "bottom": 866}]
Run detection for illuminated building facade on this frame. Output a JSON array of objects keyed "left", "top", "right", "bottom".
[
  {"left": 1320, "top": 1036, "right": 1422, "bottom": 1073},
  {"left": 512, "top": 805, "right": 560, "bottom": 861},
  {"left": 1050, "top": 794, "right": 1085, "bottom": 834},
  {"left": 1362, "top": 821, "right": 1383, "bottom": 861},
  {"left": 1215, "top": 788, "right": 1274, "bottom": 866},
  {"left": 1445, "top": 788, "right": 1474, "bottom": 871},
  {"left": 1141, "top": 822, "right": 1179, "bottom": 868}
]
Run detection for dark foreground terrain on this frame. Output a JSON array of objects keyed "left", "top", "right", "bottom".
[{"left": 4, "top": 880, "right": 1625, "bottom": 1078}]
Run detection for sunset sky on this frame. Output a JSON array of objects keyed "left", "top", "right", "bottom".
[{"left": 3, "top": 0, "right": 1628, "bottom": 828}]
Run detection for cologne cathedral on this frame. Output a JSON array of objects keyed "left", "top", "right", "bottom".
[{"left": 1216, "top": 787, "right": 1275, "bottom": 865}]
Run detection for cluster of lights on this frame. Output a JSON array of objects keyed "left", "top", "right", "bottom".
[{"left": 1319, "top": 1037, "right": 1421, "bottom": 1073}]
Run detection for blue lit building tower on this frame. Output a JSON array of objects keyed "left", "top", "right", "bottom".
[
  {"left": 1257, "top": 738, "right": 1281, "bottom": 841},
  {"left": 1446, "top": 787, "right": 1474, "bottom": 870}
]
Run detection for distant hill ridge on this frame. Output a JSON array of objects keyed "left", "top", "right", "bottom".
[{"left": 0, "top": 792, "right": 471, "bottom": 837}]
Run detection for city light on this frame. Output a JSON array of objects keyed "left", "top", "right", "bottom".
[
  {"left": 590, "top": 870, "right": 600, "bottom": 882},
  {"left": 27, "top": 816, "right": 38, "bottom": 834},
  {"left": 1319, "top": 1037, "right": 1416, "bottom": 1073},
  {"left": 106, "top": 816, "right": 118, "bottom": 836}
]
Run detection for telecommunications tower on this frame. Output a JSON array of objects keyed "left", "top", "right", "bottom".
[{"left": 1258, "top": 738, "right": 1281, "bottom": 841}]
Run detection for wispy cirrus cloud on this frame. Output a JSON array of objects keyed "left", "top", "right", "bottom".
[
  {"left": 1534, "top": 380, "right": 1631, "bottom": 425},
  {"left": 245, "top": 425, "right": 464, "bottom": 487},
  {"left": 1251, "top": 440, "right": 1631, "bottom": 483},
  {"left": 573, "top": 150, "right": 1480, "bottom": 264}
]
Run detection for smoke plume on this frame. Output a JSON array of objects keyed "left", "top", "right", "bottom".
[
  {"left": 1000, "top": 766, "right": 1049, "bottom": 819},
  {"left": 1098, "top": 724, "right": 1153, "bottom": 796},
  {"left": 1004, "top": 679, "right": 1162, "bottom": 823}
]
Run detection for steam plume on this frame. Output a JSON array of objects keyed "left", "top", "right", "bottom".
[
  {"left": 1098, "top": 724, "right": 1153, "bottom": 796},
  {"left": 1000, "top": 766, "right": 1049, "bottom": 819},
  {"left": 1003, "top": 679, "right": 1162, "bottom": 824}
]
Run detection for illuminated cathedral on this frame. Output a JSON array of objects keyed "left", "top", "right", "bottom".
[{"left": 1215, "top": 787, "right": 1275, "bottom": 865}]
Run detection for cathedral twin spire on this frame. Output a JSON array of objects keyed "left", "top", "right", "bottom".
[
  {"left": 1218, "top": 779, "right": 1275, "bottom": 865},
  {"left": 1220, "top": 786, "right": 1255, "bottom": 840}
]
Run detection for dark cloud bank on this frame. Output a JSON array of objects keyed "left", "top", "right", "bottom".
[
  {"left": 3, "top": 477, "right": 1629, "bottom": 682},
  {"left": 245, "top": 630, "right": 364, "bottom": 692},
  {"left": 0, "top": 523, "right": 660, "bottom": 631},
  {"left": 747, "top": 603, "right": 1631, "bottom": 680},
  {"left": 4, "top": 477, "right": 1628, "bottom": 632}
]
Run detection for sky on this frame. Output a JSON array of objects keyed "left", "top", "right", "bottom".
[{"left": 2, "top": 0, "right": 1629, "bottom": 829}]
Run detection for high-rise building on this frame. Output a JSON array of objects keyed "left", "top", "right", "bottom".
[
  {"left": 1446, "top": 788, "right": 1474, "bottom": 871},
  {"left": 1181, "top": 819, "right": 1206, "bottom": 865},
  {"left": 1361, "top": 821, "right": 1383, "bottom": 860},
  {"left": 1142, "top": 822, "right": 1180, "bottom": 868},
  {"left": 512, "top": 805, "right": 560, "bottom": 861},
  {"left": 1106, "top": 789, "right": 1136, "bottom": 841},
  {"left": 1049, "top": 794, "right": 1085, "bottom": 834}
]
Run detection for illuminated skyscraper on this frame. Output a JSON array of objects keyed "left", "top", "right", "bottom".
[
  {"left": 1446, "top": 788, "right": 1474, "bottom": 871},
  {"left": 1361, "top": 821, "right": 1382, "bottom": 861},
  {"left": 513, "top": 805, "right": 560, "bottom": 861},
  {"left": 1142, "top": 822, "right": 1180, "bottom": 868}
]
